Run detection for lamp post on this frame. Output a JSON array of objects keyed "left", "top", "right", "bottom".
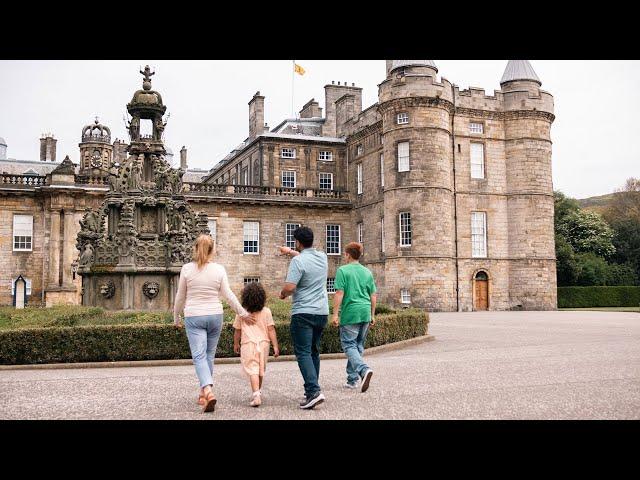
[{"left": 71, "top": 259, "right": 79, "bottom": 280}]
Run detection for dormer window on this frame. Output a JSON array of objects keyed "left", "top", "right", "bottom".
[
  {"left": 281, "top": 148, "right": 296, "bottom": 159},
  {"left": 397, "top": 113, "right": 409, "bottom": 125}
]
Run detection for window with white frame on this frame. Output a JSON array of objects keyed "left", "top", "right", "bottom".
[
  {"left": 399, "top": 212, "right": 412, "bottom": 247},
  {"left": 243, "top": 221, "right": 260, "bottom": 254},
  {"left": 356, "top": 144, "right": 363, "bottom": 156},
  {"left": 242, "top": 168, "right": 249, "bottom": 185},
  {"left": 243, "top": 277, "right": 260, "bottom": 284},
  {"left": 471, "top": 212, "right": 487, "bottom": 258},
  {"left": 397, "top": 112, "right": 409, "bottom": 125},
  {"left": 326, "top": 277, "right": 336, "bottom": 294},
  {"left": 319, "top": 173, "right": 333, "bottom": 190},
  {"left": 285, "top": 223, "right": 300, "bottom": 249},
  {"left": 357, "top": 163, "right": 363, "bottom": 194},
  {"left": 357, "top": 222, "right": 363, "bottom": 244},
  {"left": 281, "top": 147, "right": 296, "bottom": 158},
  {"left": 207, "top": 219, "right": 217, "bottom": 247},
  {"left": 282, "top": 170, "right": 296, "bottom": 188},
  {"left": 401, "top": 288, "right": 411, "bottom": 304},
  {"left": 326, "top": 224, "right": 341, "bottom": 255},
  {"left": 319, "top": 151, "right": 333, "bottom": 161},
  {"left": 11, "top": 277, "right": 32, "bottom": 296},
  {"left": 380, "top": 154, "right": 384, "bottom": 188},
  {"left": 381, "top": 217, "right": 385, "bottom": 253},
  {"left": 470, "top": 143, "right": 485, "bottom": 179},
  {"left": 13, "top": 214, "right": 33, "bottom": 251},
  {"left": 470, "top": 122, "right": 484, "bottom": 134},
  {"left": 398, "top": 141, "right": 410, "bottom": 172}
]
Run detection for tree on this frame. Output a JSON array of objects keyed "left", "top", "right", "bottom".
[
  {"left": 556, "top": 209, "right": 616, "bottom": 259},
  {"left": 555, "top": 234, "right": 579, "bottom": 286}
]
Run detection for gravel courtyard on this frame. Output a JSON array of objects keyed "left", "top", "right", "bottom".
[{"left": 1, "top": 310, "right": 639, "bottom": 420}]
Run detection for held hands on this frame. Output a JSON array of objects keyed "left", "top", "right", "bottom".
[
  {"left": 174, "top": 317, "right": 184, "bottom": 328},
  {"left": 241, "top": 312, "right": 257, "bottom": 325},
  {"left": 278, "top": 246, "right": 292, "bottom": 256},
  {"left": 279, "top": 291, "right": 287, "bottom": 300}
]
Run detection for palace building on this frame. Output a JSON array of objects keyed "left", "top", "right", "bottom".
[{"left": 0, "top": 60, "right": 556, "bottom": 311}]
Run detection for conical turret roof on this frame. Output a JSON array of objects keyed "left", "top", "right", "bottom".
[{"left": 500, "top": 60, "right": 541, "bottom": 85}]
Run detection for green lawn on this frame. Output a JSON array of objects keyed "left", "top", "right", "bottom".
[{"left": 559, "top": 307, "right": 640, "bottom": 312}]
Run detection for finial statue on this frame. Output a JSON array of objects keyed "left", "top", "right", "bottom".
[{"left": 140, "top": 65, "right": 155, "bottom": 90}]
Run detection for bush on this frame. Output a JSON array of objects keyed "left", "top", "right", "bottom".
[
  {"left": 0, "top": 310, "right": 429, "bottom": 365},
  {"left": 557, "top": 286, "right": 640, "bottom": 308}
]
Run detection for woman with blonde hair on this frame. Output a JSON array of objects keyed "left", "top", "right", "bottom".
[{"left": 174, "top": 234, "right": 255, "bottom": 412}]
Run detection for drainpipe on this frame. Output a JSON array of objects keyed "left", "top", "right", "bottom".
[
  {"left": 41, "top": 199, "right": 46, "bottom": 305},
  {"left": 451, "top": 84, "right": 461, "bottom": 312}
]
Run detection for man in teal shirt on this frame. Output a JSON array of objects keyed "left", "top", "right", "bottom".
[{"left": 331, "top": 242, "right": 377, "bottom": 392}]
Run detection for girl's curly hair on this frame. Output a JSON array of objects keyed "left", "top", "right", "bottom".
[{"left": 241, "top": 281, "right": 266, "bottom": 313}]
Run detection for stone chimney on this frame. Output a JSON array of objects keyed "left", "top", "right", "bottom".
[
  {"left": 248, "top": 91, "right": 265, "bottom": 140},
  {"left": 40, "top": 133, "right": 57, "bottom": 162},
  {"left": 180, "top": 146, "right": 187, "bottom": 169},
  {"left": 335, "top": 94, "right": 356, "bottom": 137},
  {"left": 299, "top": 99, "right": 323, "bottom": 119},
  {"left": 322, "top": 82, "right": 362, "bottom": 137}
]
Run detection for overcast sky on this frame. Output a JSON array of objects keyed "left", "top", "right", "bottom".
[{"left": 0, "top": 60, "right": 637, "bottom": 198}]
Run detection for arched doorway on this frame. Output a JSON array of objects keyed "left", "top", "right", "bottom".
[{"left": 473, "top": 271, "right": 489, "bottom": 311}]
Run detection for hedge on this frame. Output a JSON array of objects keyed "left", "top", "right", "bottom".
[
  {"left": 0, "top": 310, "right": 429, "bottom": 365},
  {"left": 557, "top": 286, "right": 640, "bottom": 308}
]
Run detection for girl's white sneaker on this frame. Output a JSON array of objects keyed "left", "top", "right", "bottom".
[{"left": 250, "top": 391, "right": 262, "bottom": 407}]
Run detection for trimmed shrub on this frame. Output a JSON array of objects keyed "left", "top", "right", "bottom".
[
  {"left": 558, "top": 286, "right": 640, "bottom": 308},
  {"left": 0, "top": 310, "right": 429, "bottom": 365}
]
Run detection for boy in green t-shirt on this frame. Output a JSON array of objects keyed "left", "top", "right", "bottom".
[{"left": 331, "top": 242, "right": 377, "bottom": 392}]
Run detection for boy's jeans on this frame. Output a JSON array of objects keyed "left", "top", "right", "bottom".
[
  {"left": 339, "top": 322, "right": 370, "bottom": 385},
  {"left": 184, "top": 314, "right": 223, "bottom": 388},
  {"left": 290, "top": 313, "right": 328, "bottom": 399}
]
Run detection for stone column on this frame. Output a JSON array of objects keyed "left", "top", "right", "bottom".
[
  {"left": 62, "top": 210, "right": 76, "bottom": 287},
  {"left": 48, "top": 210, "right": 61, "bottom": 288}
]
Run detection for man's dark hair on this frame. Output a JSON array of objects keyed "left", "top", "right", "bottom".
[
  {"left": 293, "top": 226, "right": 314, "bottom": 248},
  {"left": 241, "top": 281, "right": 267, "bottom": 313}
]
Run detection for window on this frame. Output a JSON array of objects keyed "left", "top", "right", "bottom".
[
  {"left": 380, "top": 154, "right": 384, "bottom": 188},
  {"left": 13, "top": 214, "right": 33, "bottom": 251},
  {"left": 285, "top": 223, "right": 300, "bottom": 249},
  {"left": 356, "top": 144, "right": 363, "bottom": 156},
  {"left": 326, "top": 224, "right": 341, "bottom": 255},
  {"left": 282, "top": 170, "right": 296, "bottom": 188},
  {"left": 397, "top": 112, "right": 409, "bottom": 125},
  {"left": 242, "top": 168, "right": 249, "bottom": 185},
  {"left": 470, "top": 122, "right": 484, "bottom": 134},
  {"left": 398, "top": 141, "right": 410, "bottom": 172},
  {"left": 319, "top": 151, "right": 333, "bottom": 161},
  {"left": 357, "top": 222, "right": 363, "bottom": 244},
  {"left": 470, "top": 143, "right": 485, "bottom": 179},
  {"left": 243, "top": 277, "right": 260, "bottom": 284},
  {"left": 319, "top": 173, "right": 333, "bottom": 190},
  {"left": 207, "top": 219, "right": 217, "bottom": 247},
  {"left": 326, "top": 277, "right": 336, "bottom": 294},
  {"left": 11, "top": 277, "right": 32, "bottom": 296},
  {"left": 243, "top": 221, "right": 259, "bottom": 254},
  {"left": 401, "top": 288, "right": 411, "bottom": 304},
  {"left": 281, "top": 148, "right": 295, "bottom": 158},
  {"left": 357, "top": 163, "right": 363, "bottom": 194},
  {"left": 471, "top": 212, "right": 487, "bottom": 258},
  {"left": 399, "top": 212, "right": 412, "bottom": 247},
  {"left": 381, "top": 217, "right": 385, "bottom": 253}
]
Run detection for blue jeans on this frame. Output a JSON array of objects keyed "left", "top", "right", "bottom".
[
  {"left": 184, "top": 314, "right": 223, "bottom": 388},
  {"left": 340, "top": 322, "right": 370, "bottom": 384},
  {"left": 290, "top": 313, "right": 328, "bottom": 398}
]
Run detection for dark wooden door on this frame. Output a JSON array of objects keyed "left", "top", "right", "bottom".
[{"left": 475, "top": 279, "right": 488, "bottom": 310}]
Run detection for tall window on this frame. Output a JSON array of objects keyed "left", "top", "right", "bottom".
[
  {"left": 281, "top": 148, "right": 295, "bottom": 158},
  {"left": 471, "top": 212, "right": 487, "bottom": 258},
  {"left": 11, "top": 277, "right": 32, "bottom": 296},
  {"left": 470, "top": 122, "right": 484, "bottom": 134},
  {"left": 285, "top": 223, "right": 300, "bottom": 249},
  {"left": 319, "top": 151, "right": 333, "bottom": 161},
  {"left": 470, "top": 143, "right": 485, "bottom": 179},
  {"left": 399, "top": 212, "right": 412, "bottom": 247},
  {"left": 319, "top": 173, "right": 333, "bottom": 190},
  {"left": 397, "top": 112, "right": 409, "bottom": 125},
  {"left": 401, "top": 288, "right": 411, "bottom": 304},
  {"left": 326, "top": 277, "right": 336, "bottom": 294},
  {"left": 381, "top": 217, "right": 385, "bottom": 253},
  {"left": 357, "top": 163, "right": 363, "bottom": 194},
  {"left": 326, "top": 224, "right": 341, "bottom": 255},
  {"left": 207, "top": 219, "right": 217, "bottom": 248},
  {"left": 282, "top": 170, "right": 296, "bottom": 188},
  {"left": 243, "top": 221, "right": 260, "bottom": 254},
  {"left": 356, "top": 144, "right": 363, "bottom": 156},
  {"left": 242, "top": 167, "right": 249, "bottom": 185},
  {"left": 398, "top": 142, "right": 410, "bottom": 172},
  {"left": 380, "top": 153, "right": 384, "bottom": 188},
  {"left": 13, "top": 214, "right": 33, "bottom": 251},
  {"left": 357, "top": 222, "right": 363, "bottom": 244}
]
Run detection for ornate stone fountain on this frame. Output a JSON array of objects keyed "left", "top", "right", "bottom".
[{"left": 76, "top": 66, "right": 209, "bottom": 310}]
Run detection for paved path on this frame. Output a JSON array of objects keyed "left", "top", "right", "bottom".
[{"left": 1, "top": 311, "right": 639, "bottom": 419}]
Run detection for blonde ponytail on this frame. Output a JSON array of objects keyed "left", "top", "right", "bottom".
[{"left": 193, "top": 234, "right": 214, "bottom": 270}]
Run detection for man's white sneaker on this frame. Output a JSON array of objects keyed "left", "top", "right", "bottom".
[{"left": 343, "top": 382, "right": 359, "bottom": 389}]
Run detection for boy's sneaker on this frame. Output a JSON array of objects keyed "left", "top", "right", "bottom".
[
  {"left": 361, "top": 369, "right": 373, "bottom": 393},
  {"left": 343, "top": 381, "right": 358, "bottom": 389},
  {"left": 299, "top": 392, "right": 325, "bottom": 409}
]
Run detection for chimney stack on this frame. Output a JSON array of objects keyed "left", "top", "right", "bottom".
[
  {"left": 248, "top": 91, "right": 265, "bottom": 140},
  {"left": 180, "top": 146, "right": 187, "bottom": 169},
  {"left": 40, "top": 133, "right": 57, "bottom": 162}
]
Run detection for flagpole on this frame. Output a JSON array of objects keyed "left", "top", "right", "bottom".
[{"left": 291, "top": 60, "right": 295, "bottom": 119}]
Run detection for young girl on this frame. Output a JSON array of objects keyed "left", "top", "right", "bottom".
[{"left": 233, "top": 282, "right": 279, "bottom": 407}]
